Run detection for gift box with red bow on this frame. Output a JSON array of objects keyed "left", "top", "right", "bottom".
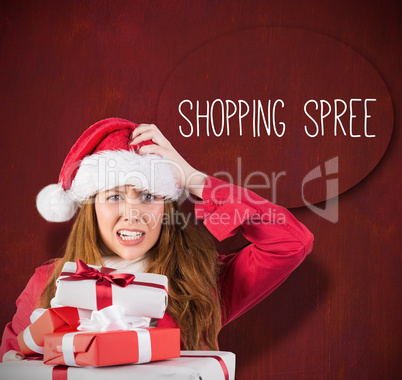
[
  {"left": 52, "top": 259, "right": 168, "bottom": 318},
  {"left": 0, "top": 351, "right": 235, "bottom": 380}
]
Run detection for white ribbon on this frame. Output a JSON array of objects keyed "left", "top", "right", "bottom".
[
  {"left": 135, "top": 328, "right": 152, "bottom": 364},
  {"left": 22, "top": 308, "right": 48, "bottom": 354},
  {"left": 61, "top": 331, "right": 88, "bottom": 367},
  {"left": 77, "top": 305, "right": 149, "bottom": 331},
  {"left": 22, "top": 326, "right": 44, "bottom": 354},
  {"left": 30, "top": 308, "right": 47, "bottom": 324},
  {"left": 59, "top": 305, "right": 152, "bottom": 366}
]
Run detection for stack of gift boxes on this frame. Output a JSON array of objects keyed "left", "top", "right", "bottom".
[{"left": 2, "top": 259, "right": 235, "bottom": 380}]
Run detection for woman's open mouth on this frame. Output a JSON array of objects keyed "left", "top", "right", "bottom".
[
  {"left": 116, "top": 229, "right": 146, "bottom": 246},
  {"left": 117, "top": 230, "right": 144, "bottom": 241}
]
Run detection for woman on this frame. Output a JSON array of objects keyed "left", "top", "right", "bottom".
[{"left": 0, "top": 118, "right": 314, "bottom": 361}]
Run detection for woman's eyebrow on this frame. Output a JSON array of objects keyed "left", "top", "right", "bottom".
[
  {"left": 105, "top": 188, "right": 124, "bottom": 194},
  {"left": 105, "top": 186, "right": 141, "bottom": 197}
]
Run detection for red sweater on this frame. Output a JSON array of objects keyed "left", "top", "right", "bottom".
[{"left": 0, "top": 177, "right": 314, "bottom": 359}]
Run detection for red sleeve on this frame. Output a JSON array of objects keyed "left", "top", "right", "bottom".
[
  {"left": 194, "top": 176, "right": 314, "bottom": 326},
  {"left": 0, "top": 262, "right": 55, "bottom": 361}
]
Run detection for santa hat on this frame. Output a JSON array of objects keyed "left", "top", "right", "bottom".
[{"left": 36, "top": 118, "right": 181, "bottom": 222}]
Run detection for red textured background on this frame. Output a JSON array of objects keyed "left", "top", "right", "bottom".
[{"left": 0, "top": 1, "right": 400, "bottom": 379}]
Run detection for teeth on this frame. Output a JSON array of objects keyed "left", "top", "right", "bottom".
[{"left": 118, "top": 230, "right": 144, "bottom": 241}]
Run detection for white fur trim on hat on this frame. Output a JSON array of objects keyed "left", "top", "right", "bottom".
[
  {"left": 36, "top": 150, "right": 181, "bottom": 222},
  {"left": 69, "top": 150, "right": 181, "bottom": 202}
]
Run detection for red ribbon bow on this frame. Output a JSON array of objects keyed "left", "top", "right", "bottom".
[{"left": 60, "top": 259, "right": 135, "bottom": 310}]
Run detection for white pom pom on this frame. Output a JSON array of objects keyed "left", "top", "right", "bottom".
[{"left": 36, "top": 184, "right": 78, "bottom": 222}]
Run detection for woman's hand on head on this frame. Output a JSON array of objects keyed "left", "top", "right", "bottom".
[
  {"left": 130, "top": 124, "right": 207, "bottom": 199},
  {"left": 2, "top": 350, "right": 24, "bottom": 362}
]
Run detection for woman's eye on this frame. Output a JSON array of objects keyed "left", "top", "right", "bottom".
[
  {"left": 107, "top": 194, "right": 122, "bottom": 202},
  {"left": 141, "top": 193, "right": 155, "bottom": 202}
]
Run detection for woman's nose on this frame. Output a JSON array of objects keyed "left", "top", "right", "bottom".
[{"left": 121, "top": 200, "right": 142, "bottom": 224}]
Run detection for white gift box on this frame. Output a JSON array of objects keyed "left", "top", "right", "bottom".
[
  {"left": 52, "top": 261, "right": 168, "bottom": 319},
  {"left": 0, "top": 351, "right": 235, "bottom": 380}
]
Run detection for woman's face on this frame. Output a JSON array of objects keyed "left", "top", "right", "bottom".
[{"left": 95, "top": 186, "right": 164, "bottom": 261}]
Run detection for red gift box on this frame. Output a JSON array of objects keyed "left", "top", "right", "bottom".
[
  {"left": 17, "top": 307, "right": 80, "bottom": 356},
  {"left": 43, "top": 328, "right": 180, "bottom": 367}
]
